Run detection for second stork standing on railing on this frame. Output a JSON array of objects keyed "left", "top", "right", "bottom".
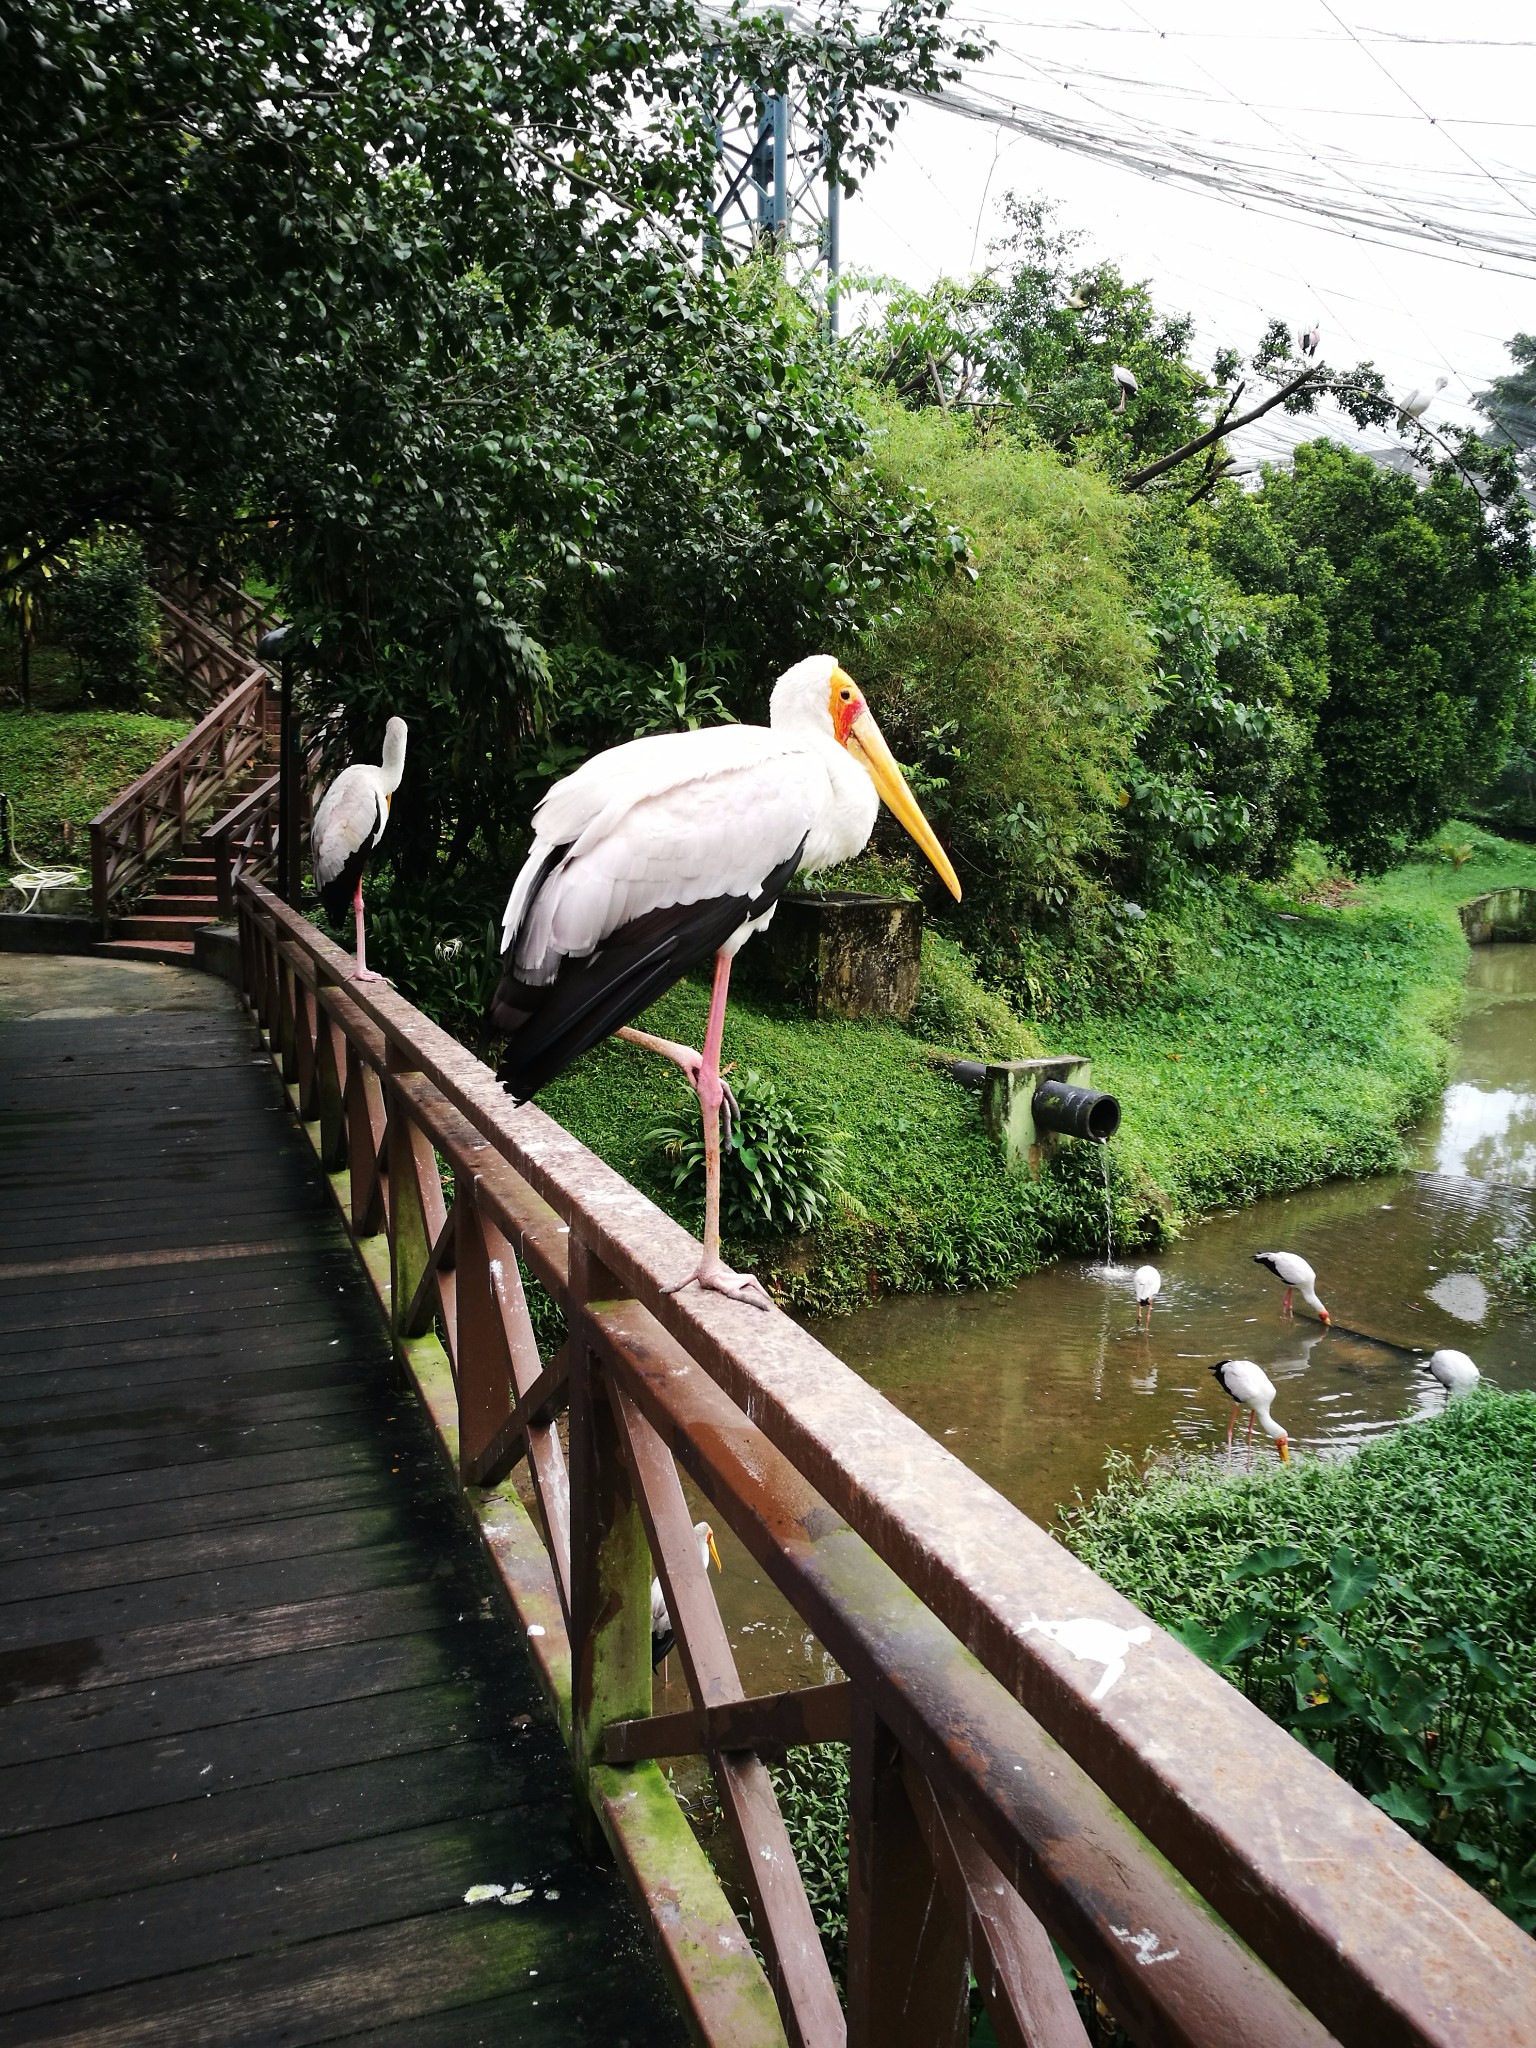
[
  {"left": 312, "top": 719, "right": 408, "bottom": 983},
  {"left": 489, "top": 655, "right": 961, "bottom": 1305}
]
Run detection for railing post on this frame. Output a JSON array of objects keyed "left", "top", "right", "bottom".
[
  {"left": 846, "top": 1696, "right": 969, "bottom": 2048},
  {"left": 566, "top": 1229, "right": 651, "bottom": 1847},
  {"left": 386, "top": 1048, "right": 447, "bottom": 1348},
  {"left": 90, "top": 823, "right": 110, "bottom": 935}
]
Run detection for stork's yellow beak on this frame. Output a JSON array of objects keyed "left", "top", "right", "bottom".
[
  {"left": 706, "top": 1529, "right": 722, "bottom": 1573},
  {"left": 1277, "top": 1438, "right": 1291, "bottom": 1465},
  {"left": 843, "top": 697, "right": 962, "bottom": 902}
]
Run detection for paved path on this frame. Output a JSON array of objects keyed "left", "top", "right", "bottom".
[{"left": 0, "top": 954, "right": 681, "bottom": 2045}]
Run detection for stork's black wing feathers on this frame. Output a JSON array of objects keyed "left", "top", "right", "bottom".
[
  {"left": 491, "top": 841, "right": 804, "bottom": 1102},
  {"left": 318, "top": 796, "right": 388, "bottom": 924},
  {"left": 1252, "top": 1253, "right": 1283, "bottom": 1280}
]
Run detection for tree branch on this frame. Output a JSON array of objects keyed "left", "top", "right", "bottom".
[{"left": 1122, "top": 367, "right": 1319, "bottom": 490}]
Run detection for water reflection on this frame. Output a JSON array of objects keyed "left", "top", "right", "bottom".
[{"left": 1416, "top": 944, "right": 1536, "bottom": 1187}]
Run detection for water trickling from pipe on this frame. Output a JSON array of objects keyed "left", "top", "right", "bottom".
[{"left": 1100, "top": 1144, "right": 1114, "bottom": 1269}]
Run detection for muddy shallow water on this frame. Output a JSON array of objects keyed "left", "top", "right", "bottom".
[{"left": 670, "top": 942, "right": 1536, "bottom": 1709}]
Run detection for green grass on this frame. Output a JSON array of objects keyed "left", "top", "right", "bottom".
[{"left": 0, "top": 707, "right": 190, "bottom": 871}]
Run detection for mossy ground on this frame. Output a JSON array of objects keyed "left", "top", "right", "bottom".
[
  {"left": 0, "top": 706, "right": 189, "bottom": 874},
  {"left": 531, "top": 826, "right": 1536, "bottom": 1315}
]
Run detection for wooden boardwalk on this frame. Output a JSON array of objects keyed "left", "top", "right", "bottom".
[{"left": 0, "top": 955, "right": 682, "bottom": 2045}]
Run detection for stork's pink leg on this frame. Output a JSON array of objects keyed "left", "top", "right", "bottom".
[
  {"left": 348, "top": 878, "right": 384, "bottom": 983},
  {"left": 1282, "top": 1286, "right": 1293, "bottom": 1316},
  {"left": 1226, "top": 1404, "right": 1238, "bottom": 1452},
  {"left": 664, "top": 950, "right": 772, "bottom": 1311}
]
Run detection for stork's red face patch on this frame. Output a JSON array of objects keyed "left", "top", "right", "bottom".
[{"left": 829, "top": 665, "right": 865, "bottom": 745}]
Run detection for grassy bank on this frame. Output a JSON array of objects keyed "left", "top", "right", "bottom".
[
  {"left": 0, "top": 708, "right": 189, "bottom": 872},
  {"left": 513, "top": 827, "right": 1536, "bottom": 1314}
]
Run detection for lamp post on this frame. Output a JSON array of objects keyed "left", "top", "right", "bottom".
[{"left": 255, "top": 624, "right": 311, "bottom": 906}]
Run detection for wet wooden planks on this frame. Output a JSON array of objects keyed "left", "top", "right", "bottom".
[{"left": 0, "top": 974, "right": 681, "bottom": 2044}]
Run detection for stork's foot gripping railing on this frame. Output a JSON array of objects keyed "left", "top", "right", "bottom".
[{"left": 237, "top": 874, "right": 1536, "bottom": 2048}]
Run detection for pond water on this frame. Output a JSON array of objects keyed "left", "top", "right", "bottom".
[{"left": 669, "top": 942, "right": 1536, "bottom": 1711}]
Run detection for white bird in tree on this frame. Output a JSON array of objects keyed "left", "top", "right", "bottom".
[
  {"left": 1299, "top": 324, "right": 1321, "bottom": 357},
  {"left": 1398, "top": 375, "right": 1448, "bottom": 424},
  {"left": 1253, "top": 1251, "right": 1331, "bottom": 1325},
  {"left": 652, "top": 1519, "right": 722, "bottom": 1671},
  {"left": 1211, "top": 1359, "right": 1290, "bottom": 1465},
  {"left": 312, "top": 718, "right": 408, "bottom": 983},
  {"left": 489, "top": 656, "right": 961, "bottom": 1306},
  {"left": 1423, "top": 1348, "right": 1480, "bottom": 1403},
  {"left": 1133, "top": 1264, "right": 1161, "bottom": 1330},
  {"left": 1111, "top": 363, "right": 1139, "bottom": 413}
]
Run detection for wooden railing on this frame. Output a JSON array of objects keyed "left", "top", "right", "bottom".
[
  {"left": 236, "top": 872, "right": 1536, "bottom": 2048},
  {"left": 151, "top": 592, "right": 255, "bottom": 710},
  {"left": 203, "top": 770, "right": 280, "bottom": 919},
  {"left": 151, "top": 554, "right": 277, "bottom": 662},
  {"left": 89, "top": 669, "right": 269, "bottom": 926}
]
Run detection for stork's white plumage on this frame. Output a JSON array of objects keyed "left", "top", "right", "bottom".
[
  {"left": 312, "top": 718, "right": 407, "bottom": 982},
  {"left": 1212, "top": 1358, "right": 1290, "bottom": 1464},
  {"left": 491, "top": 656, "right": 961, "bottom": 1305},
  {"left": 1133, "top": 1264, "right": 1161, "bottom": 1329},
  {"left": 1399, "top": 375, "right": 1448, "bottom": 423},
  {"left": 1300, "top": 324, "right": 1321, "bottom": 357},
  {"left": 1111, "top": 363, "right": 1139, "bottom": 413},
  {"left": 1253, "top": 1250, "right": 1330, "bottom": 1324},
  {"left": 1423, "top": 1348, "right": 1480, "bottom": 1402},
  {"left": 651, "top": 1520, "right": 721, "bottom": 1671}
]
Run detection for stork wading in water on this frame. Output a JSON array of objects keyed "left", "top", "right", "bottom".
[
  {"left": 490, "top": 656, "right": 961, "bottom": 1306},
  {"left": 1423, "top": 1348, "right": 1480, "bottom": 1403},
  {"left": 652, "top": 1520, "right": 721, "bottom": 1675},
  {"left": 1253, "top": 1250, "right": 1330, "bottom": 1325},
  {"left": 1133, "top": 1264, "right": 1161, "bottom": 1330},
  {"left": 1211, "top": 1359, "right": 1290, "bottom": 1465},
  {"left": 312, "top": 718, "right": 408, "bottom": 983}
]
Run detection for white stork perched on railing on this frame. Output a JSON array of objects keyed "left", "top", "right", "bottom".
[
  {"left": 489, "top": 655, "right": 960, "bottom": 1306},
  {"left": 312, "top": 717, "right": 408, "bottom": 983}
]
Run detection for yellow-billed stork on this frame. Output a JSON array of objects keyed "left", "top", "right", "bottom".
[
  {"left": 652, "top": 1519, "right": 721, "bottom": 1673},
  {"left": 1253, "top": 1250, "right": 1330, "bottom": 1324},
  {"left": 490, "top": 655, "right": 960, "bottom": 1306},
  {"left": 1423, "top": 1348, "right": 1480, "bottom": 1402},
  {"left": 312, "top": 717, "right": 408, "bottom": 982},
  {"left": 1133, "top": 1263, "right": 1161, "bottom": 1329},
  {"left": 1212, "top": 1358, "right": 1290, "bottom": 1464}
]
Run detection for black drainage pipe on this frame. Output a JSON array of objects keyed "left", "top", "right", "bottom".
[{"left": 1032, "top": 1080, "right": 1121, "bottom": 1143}]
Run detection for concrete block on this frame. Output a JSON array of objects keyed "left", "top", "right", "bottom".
[
  {"left": 980, "top": 1055, "right": 1093, "bottom": 1173},
  {"left": 0, "top": 912, "right": 101, "bottom": 955},
  {"left": 746, "top": 891, "right": 923, "bottom": 1020},
  {"left": 194, "top": 922, "right": 243, "bottom": 987}
]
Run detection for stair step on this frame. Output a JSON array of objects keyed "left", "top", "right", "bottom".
[
  {"left": 96, "top": 939, "right": 198, "bottom": 964},
  {"left": 114, "top": 914, "right": 215, "bottom": 941},
  {"left": 146, "top": 890, "right": 220, "bottom": 911}
]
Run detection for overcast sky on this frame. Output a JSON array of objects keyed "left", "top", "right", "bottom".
[{"left": 835, "top": 0, "right": 1536, "bottom": 466}]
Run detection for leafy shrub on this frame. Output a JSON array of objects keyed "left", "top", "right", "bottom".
[
  {"left": 51, "top": 534, "right": 158, "bottom": 708},
  {"left": 1172, "top": 1542, "right": 1536, "bottom": 1926},
  {"left": 1061, "top": 1393, "right": 1536, "bottom": 1928},
  {"left": 855, "top": 404, "right": 1151, "bottom": 952},
  {"left": 647, "top": 1067, "right": 843, "bottom": 1238},
  {"left": 769, "top": 1747, "right": 850, "bottom": 1988},
  {"left": 907, "top": 930, "right": 1042, "bottom": 1057}
]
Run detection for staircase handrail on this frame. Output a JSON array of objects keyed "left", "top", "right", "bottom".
[{"left": 89, "top": 665, "right": 269, "bottom": 930}]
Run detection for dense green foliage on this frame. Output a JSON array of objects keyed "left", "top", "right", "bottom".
[
  {"left": 0, "top": 709, "right": 188, "bottom": 870},
  {"left": 648, "top": 1067, "right": 845, "bottom": 1238},
  {"left": 49, "top": 536, "right": 160, "bottom": 709},
  {"left": 1062, "top": 1394, "right": 1536, "bottom": 1927},
  {"left": 856, "top": 407, "right": 1150, "bottom": 934},
  {"left": 1204, "top": 441, "right": 1536, "bottom": 872}
]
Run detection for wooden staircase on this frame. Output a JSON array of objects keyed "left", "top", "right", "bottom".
[{"left": 98, "top": 751, "right": 275, "bottom": 965}]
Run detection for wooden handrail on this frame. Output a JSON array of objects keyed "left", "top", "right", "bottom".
[
  {"left": 234, "top": 874, "right": 1536, "bottom": 2048},
  {"left": 89, "top": 667, "right": 268, "bottom": 927}
]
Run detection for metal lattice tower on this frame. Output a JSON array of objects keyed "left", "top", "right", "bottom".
[{"left": 712, "top": 89, "right": 842, "bottom": 329}]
